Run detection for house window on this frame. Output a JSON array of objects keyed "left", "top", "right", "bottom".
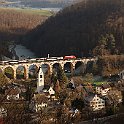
[{"left": 40, "top": 75, "right": 42, "bottom": 78}]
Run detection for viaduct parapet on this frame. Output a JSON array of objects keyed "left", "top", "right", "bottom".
[{"left": 0, "top": 57, "right": 98, "bottom": 79}]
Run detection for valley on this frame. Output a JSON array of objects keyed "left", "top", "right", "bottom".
[
  {"left": 0, "top": 7, "right": 53, "bottom": 59},
  {"left": 0, "top": 0, "right": 124, "bottom": 124}
]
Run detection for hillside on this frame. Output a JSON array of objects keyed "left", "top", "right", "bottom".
[
  {"left": 22, "top": 0, "right": 124, "bottom": 57},
  {"left": 96, "top": 55, "right": 124, "bottom": 76},
  {"left": 0, "top": 7, "right": 52, "bottom": 59},
  {"left": 0, "top": 7, "right": 51, "bottom": 40}
]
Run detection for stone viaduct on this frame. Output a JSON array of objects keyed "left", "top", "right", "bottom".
[{"left": 0, "top": 57, "right": 97, "bottom": 80}]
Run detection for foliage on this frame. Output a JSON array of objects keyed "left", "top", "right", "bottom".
[
  {"left": 97, "top": 55, "right": 124, "bottom": 76},
  {"left": 93, "top": 34, "right": 116, "bottom": 56},
  {"left": 0, "top": 7, "right": 51, "bottom": 59},
  {"left": 25, "top": 84, "right": 32, "bottom": 101},
  {"left": 57, "top": 65, "right": 68, "bottom": 85},
  {"left": 0, "top": 8, "right": 48, "bottom": 40},
  {"left": 92, "top": 62, "right": 99, "bottom": 75},
  {"left": 52, "top": 65, "right": 68, "bottom": 88},
  {"left": 71, "top": 98, "right": 84, "bottom": 111},
  {"left": 4, "top": 67, "right": 14, "bottom": 79},
  {"left": 84, "top": 73, "right": 93, "bottom": 83},
  {"left": 58, "top": 90, "right": 68, "bottom": 104},
  {"left": 0, "top": 41, "right": 12, "bottom": 59},
  {"left": 54, "top": 80, "right": 61, "bottom": 93},
  {"left": 0, "top": 72, "right": 9, "bottom": 86},
  {"left": 22, "top": 0, "right": 124, "bottom": 57},
  {"left": 51, "top": 70, "right": 58, "bottom": 84},
  {"left": 1, "top": 101, "right": 31, "bottom": 124}
]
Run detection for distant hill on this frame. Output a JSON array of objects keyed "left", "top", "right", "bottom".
[
  {"left": 4, "top": 0, "right": 81, "bottom": 8},
  {"left": 22, "top": 0, "right": 124, "bottom": 57}
]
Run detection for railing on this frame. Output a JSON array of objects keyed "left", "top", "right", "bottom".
[{"left": 0, "top": 57, "right": 97, "bottom": 66}]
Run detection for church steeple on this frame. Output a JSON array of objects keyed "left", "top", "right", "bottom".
[{"left": 37, "top": 67, "right": 44, "bottom": 93}]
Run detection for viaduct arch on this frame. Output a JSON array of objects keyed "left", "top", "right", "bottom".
[{"left": 0, "top": 57, "right": 97, "bottom": 79}]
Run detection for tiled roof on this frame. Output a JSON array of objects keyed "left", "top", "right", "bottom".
[
  {"left": 35, "top": 94, "right": 48, "bottom": 103},
  {"left": 5, "top": 88, "right": 20, "bottom": 95}
]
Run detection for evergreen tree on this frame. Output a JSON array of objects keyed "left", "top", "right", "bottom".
[
  {"left": 57, "top": 65, "right": 68, "bottom": 85},
  {"left": 54, "top": 80, "right": 61, "bottom": 93},
  {"left": 84, "top": 73, "right": 93, "bottom": 83},
  {"left": 51, "top": 71, "right": 57, "bottom": 85},
  {"left": 92, "top": 63, "right": 99, "bottom": 75},
  {"left": 106, "top": 34, "right": 116, "bottom": 54},
  {"left": 0, "top": 72, "right": 9, "bottom": 86},
  {"left": 98, "top": 35, "right": 107, "bottom": 48},
  {"left": 93, "top": 34, "right": 116, "bottom": 56}
]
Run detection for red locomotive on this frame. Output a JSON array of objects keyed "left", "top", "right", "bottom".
[{"left": 64, "top": 55, "right": 76, "bottom": 60}]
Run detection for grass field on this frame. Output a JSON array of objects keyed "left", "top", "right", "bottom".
[
  {"left": 93, "top": 81, "right": 108, "bottom": 86},
  {"left": 0, "top": 7, "right": 53, "bottom": 16}
]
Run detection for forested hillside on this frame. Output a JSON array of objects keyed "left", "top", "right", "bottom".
[
  {"left": 22, "top": 0, "right": 124, "bottom": 57},
  {"left": 0, "top": 8, "right": 51, "bottom": 59},
  {"left": 0, "top": 8, "right": 50, "bottom": 41},
  {"left": 94, "top": 55, "right": 124, "bottom": 76}
]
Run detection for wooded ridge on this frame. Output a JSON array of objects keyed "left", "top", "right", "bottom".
[{"left": 22, "top": 0, "right": 124, "bottom": 57}]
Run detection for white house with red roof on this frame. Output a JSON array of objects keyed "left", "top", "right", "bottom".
[{"left": 96, "top": 84, "right": 111, "bottom": 96}]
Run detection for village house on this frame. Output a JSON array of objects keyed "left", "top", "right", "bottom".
[
  {"left": 96, "top": 84, "right": 111, "bottom": 96},
  {"left": 42, "top": 85, "right": 55, "bottom": 98},
  {"left": 84, "top": 94, "right": 105, "bottom": 111},
  {"left": 5, "top": 87, "right": 21, "bottom": 100},
  {"left": 0, "top": 107, "right": 7, "bottom": 117},
  {"left": 107, "top": 88, "right": 122, "bottom": 104},
  {"left": 32, "top": 94, "right": 48, "bottom": 112}
]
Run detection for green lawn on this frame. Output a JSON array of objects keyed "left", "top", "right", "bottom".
[
  {"left": 0, "top": 7, "right": 53, "bottom": 16},
  {"left": 93, "top": 81, "right": 108, "bottom": 86}
]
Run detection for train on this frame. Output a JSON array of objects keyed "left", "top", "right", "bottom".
[
  {"left": 46, "top": 55, "right": 76, "bottom": 61},
  {"left": 25, "top": 55, "right": 76, "bottom": 61},
  {"left": 63, "top": 55, "right": 76, "bottom": 60},
  {"left": 0, "top": 55, "right": 77, "bottom": 65}
]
